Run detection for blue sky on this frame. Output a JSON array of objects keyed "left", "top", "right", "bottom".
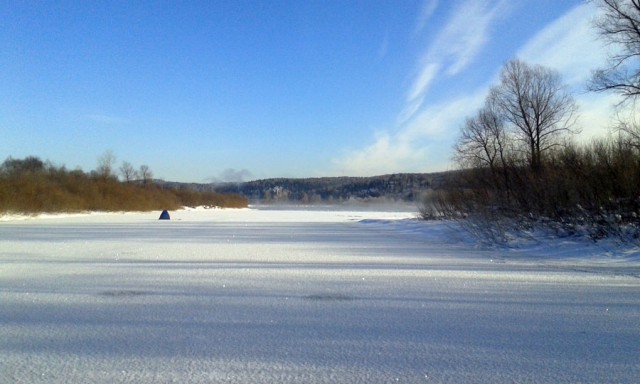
[{"left": 1, "top": 0, "right": 619, "bottom": 182}]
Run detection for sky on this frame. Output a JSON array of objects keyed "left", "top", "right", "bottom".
[{"left": 0, "top": 0, "right": 622, "bottom": 183}]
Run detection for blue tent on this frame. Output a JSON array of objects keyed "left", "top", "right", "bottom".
[{"left": 159, "top": 210, "right": 170, "bottom": 220}]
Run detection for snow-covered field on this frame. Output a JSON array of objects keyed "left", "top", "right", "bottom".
[{"left": 1, "top": 207, "right": 639, "bottom": 383}]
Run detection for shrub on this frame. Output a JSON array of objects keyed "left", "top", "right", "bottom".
[{"left": 428, "top": 135, "right": 640, "bottom": 244}]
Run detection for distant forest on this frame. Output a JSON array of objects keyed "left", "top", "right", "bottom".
[{"left": 161, "top": 172, "right": 453, "bottom": 204}]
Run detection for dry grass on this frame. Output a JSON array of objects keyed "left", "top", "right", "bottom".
[{"left": 0, "top": 157, "right": 247, "bottom": 214}]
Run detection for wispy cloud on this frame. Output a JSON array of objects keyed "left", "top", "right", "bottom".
[
  {"left": 402, "top": 0, "right": 508, "bottom": 123},
  {"left": 414, "top": 0, "right": 439, "bottom": 35},
  {"left": 435, "top": 1, "right": 507, "bottom": 77},
  {"left": 517, "top": 3, "right": 607, "bottom": 88},
  {"left": 85, "top": 113, "right": 129, "bottom": 126},
  {"left": 377, "top": 31, "right": 390, "bottom": 59},
  {"left": 406, "top": 63, "right": 440, "bottom": 103},
  {"left": 332, "top": 90, "right": 485, "bottom": 176},
  {"left": 331, "top": 130, "right": 430, "bottom": 177}
]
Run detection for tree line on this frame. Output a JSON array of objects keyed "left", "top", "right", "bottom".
[
  {"left": 212, "top": 173, "right": 448, "bottom": 203},
  {"left": 0, "top": 155, "right": 247, "bottom": 213},
  {"left": 422, "top": 0, "right": 640, "bottom": 242}
]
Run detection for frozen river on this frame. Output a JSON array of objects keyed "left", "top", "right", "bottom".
[{"left": 1, "top": 208, "right": 639, "bottom": 383}]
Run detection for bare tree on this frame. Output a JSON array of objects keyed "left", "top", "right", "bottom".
[
  {"left": 489, "top": 59, "right": 578, "bottom": 171},
  {"left": 96, "top": 150, "right": 116, "bottom": 179},
  {"left": 589, "top": 0, "right": 640, "bottom": 104},
  {"left": 139, "top": 165, "right": 153, "bottom": 185},
  {"left": 454, "top": 102, "right": 513, "bottom": 206},
  {"left": 119, "top": 161, "right": 138, "bottom": 183},
  {"left": 454, "top": 104, "right": 509, "bottom": 171}
]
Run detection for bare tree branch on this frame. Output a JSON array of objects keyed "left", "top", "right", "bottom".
[
  {"left": 589, "top": 0, "right": 640, "bottom": 104},
  {"left": 119, "top": 161, "right": 138, "bottom": 183}
]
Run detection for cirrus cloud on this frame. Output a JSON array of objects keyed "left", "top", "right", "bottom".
[
  {"left": 401, "top": 0, "right": 509, "bottom": 123},
  {"left": 331, "top": 1, "right": 619, "bottom": 177}
]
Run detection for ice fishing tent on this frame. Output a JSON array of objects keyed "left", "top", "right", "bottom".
[{"left": 159, "top": 210, "right": 170, "bottom": 220}]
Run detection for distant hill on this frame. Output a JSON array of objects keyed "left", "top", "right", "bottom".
[{"left": 159, "top": 172, "right": 454, "bottom": 204}]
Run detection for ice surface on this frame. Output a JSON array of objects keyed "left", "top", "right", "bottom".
[{"left": 1, "top": 207, "right": 639, "bottom": 383}]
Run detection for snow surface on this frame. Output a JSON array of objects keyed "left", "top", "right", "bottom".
[{"left": 1, "top": 207, "right": 639, "bottom": 383}]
